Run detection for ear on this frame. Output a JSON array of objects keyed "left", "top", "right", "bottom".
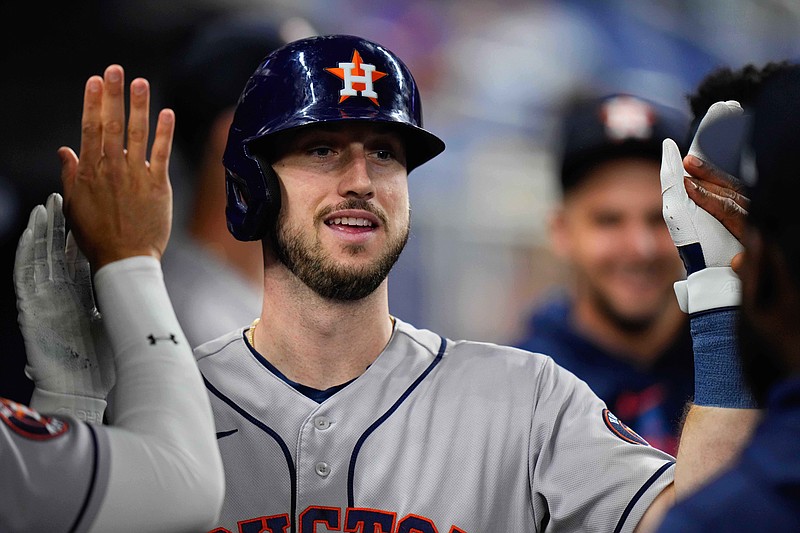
[{"left": 549, "top": 207, "right": 571, "bottom": 260}]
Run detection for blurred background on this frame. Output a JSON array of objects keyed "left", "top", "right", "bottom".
[{"left": 2, "top": 0, "right": 799, "bottom": 402}]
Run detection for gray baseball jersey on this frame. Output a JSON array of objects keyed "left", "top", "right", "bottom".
[
  {"left": 0, "top": 398, "right": 111, "bottom": 532},
  {"left": 197, "top": 318, "right": 675, "bottom": 533}
]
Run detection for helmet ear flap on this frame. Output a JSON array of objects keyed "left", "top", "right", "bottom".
[
  {"left": 225, "top": 169, "right": 255, "bottom": 241},
  {"left": 254, "top": 154, "right": 282, "bottom": 229},
  {"left": 224, "top": 161, "right": 281, "bottom": 241}
]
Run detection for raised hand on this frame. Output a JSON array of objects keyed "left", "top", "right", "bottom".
[
  {"left": 661, "top": 101, "right": 745, "bottom": 276},
  {"left": 14, "top": 65, "right": 176, "bottom": 422},
  {"left": 660, "top": 101, "right": 746, "bottom": 313},
  {"left": 14, "top": 194, "right": 114, "bottom": 423},
  {"left": 57, "top": 64, "right": 175, "bottom": 270}
]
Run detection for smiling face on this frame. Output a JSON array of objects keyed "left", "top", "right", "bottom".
[
  {"left": 552, "top": 157, "right": 685, "bottom": 331},
  {"left": 266, "top": 122, "right": 411, "bottom": 300}
]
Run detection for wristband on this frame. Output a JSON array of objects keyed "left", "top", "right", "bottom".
[{"left": 691, "top": 308, "right": 758, "bottom": 408}]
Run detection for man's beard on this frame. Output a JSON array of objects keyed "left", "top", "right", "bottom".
[
  {"left": 588, "top": 286, "right": 664, "bottom": 334},
  {"left": 738, "top": 310, "right": 786, "bottom": 407},
  {"left": 274, "top": 200, "right": 409, "bottom": 301}
]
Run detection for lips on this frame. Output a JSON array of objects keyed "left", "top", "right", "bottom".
[
  {"left": 326, "top": 216, "right": 374, "bottom": 228},
  {"left": 323, "top": 209, "right": 381, "bottom": 233}
]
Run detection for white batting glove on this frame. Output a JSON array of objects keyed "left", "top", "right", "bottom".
[
  {"left": 660, "top": 100, "right": 744, "bottom": 314},
  {"left": 13, "top": 193, "right": 114, "bottom": 423}
]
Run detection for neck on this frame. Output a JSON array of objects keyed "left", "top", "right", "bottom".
[
  {"left": 572, "top": 296, "right": 686, "bottom": 368},
  {"left": 253, "top": 261, "right": 394, "bottom": 390}
]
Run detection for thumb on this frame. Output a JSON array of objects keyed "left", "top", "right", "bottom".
[
  {"left": 660, "top": 138, "right": 686, "bottom": 194},
  {"left": 688, "top": 100, "right": 744, "bottom": 161},
  {"left": 662, "top": 138, "right": 699, "bottom": 249},
  {"left": 57, "top": 147, "right": 79, "bottom": 196}
]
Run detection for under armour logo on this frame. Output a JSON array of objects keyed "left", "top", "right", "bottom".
[
  {"left": 325, "top": 50, "right": 387, "bottom": 105},
  {"left": 147, "top": 333, "right": 179, "bottom": 345}
]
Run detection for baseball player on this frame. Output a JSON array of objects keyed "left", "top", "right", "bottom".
[
  {"left": 4, "top": 65, "right": 224, "bottom": 532},
  {"left": 514, "top": 93, "right": 693, "bottom": 456},
  {"left": 30, "top": 37, "right": 759, "bottom": 532},
  {"left": 655, "top": 70, "right": 800, "bottom": 529}
]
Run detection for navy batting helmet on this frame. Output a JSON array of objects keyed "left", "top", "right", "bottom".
[{"left": 223, "top": 34, "right": 446, "bottom": 241}]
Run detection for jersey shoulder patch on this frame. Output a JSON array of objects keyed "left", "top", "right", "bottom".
[
  {"left": 602, "top": 408, "right": 649, "bottom": 446},
  {"left": 0, "top": 397, "right": 69, "bottom": 441}
]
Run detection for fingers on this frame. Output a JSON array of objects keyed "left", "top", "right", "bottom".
[
  {"left": 661, "top": 138, "right": 699, "bottom": 248},
  {"left": 731, "top": 252, "right": 744, "bottom": 275},
  {"left": 660, "top": 138, "right": 686, "bottom": 192},
  {"left": 685, "top": 171, "right": 749, "bottom": 211},
  {"left": 149, "top": 108, "right": 175, "bottom": 182},
  {"left": 65, "top": 230, "right": 90, "bottom": 282},
  {"left": 685, "top": 177, "right": 748, "bottom": 242},
  {"left": 29, "top": 204, "right": 49, "bottom": 286},
  {"left": 45, "top": 193, "right": 67, "bottom": 283},
  {"left": 682, "top": 119, "right": 750, "bottom": 244},
  {"left": 73, "top": 66, "right": 167, "bottom": 184},
  {"left": 58, "top": 147, "right": 79, "bottom": 200},
  {"left": 13, "top": 224, "right": 35, "bottom": 294},
  {"left": 684, "top": 154, "right": 746, "bottom": 195},
  {"left": 100, "top": 65, "right": 126, "bottom": 160},
  {"left": 126, "top": 77, "right": 151, "bottom": 165},
  {"left": 696, "top": 101, "right": 743, "bottom": 129},
  {"left": 66, "top": 231, "right": 95, "bottom": 312},
  {"left": 78, "top": 75, "right": 105, "bottom": 169},
  {"left": 685, "top": 99, "right": 746, "bottom": 191},
  {"left": 689, "top": 101, "right": 743, "bottom": 163},
  {"left": 63, "top": 64, "right": 173, "bottom": 270}
]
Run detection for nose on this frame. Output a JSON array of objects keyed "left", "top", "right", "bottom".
[
  {"left": 337, "top": 148, "right": 375, "bottom": 200},
  {"left": 628, "top": 222, "right": 660, "bottom": 258}
]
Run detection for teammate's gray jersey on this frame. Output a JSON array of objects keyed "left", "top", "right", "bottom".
[
  {"left": 197, "top": 318, "right": 675, "bottom": 533},
  {"left": 0, "top": 398, "right": 110, "bottom": 532}
]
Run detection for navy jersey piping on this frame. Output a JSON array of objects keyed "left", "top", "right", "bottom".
[
  {"left": 614, "top": 460, "right": 674, "bottom": 533},
  {"left": 245, "top": 334, "right": 354, "bottom": 403},
  {"left": 203, "top": 375, "right": 298, "bottom": 533},
  {"left": 347, "top": 335, "right": 448, "bottom": 507},
  {"left": 69, "top": 423, "right": 100, "bottom": 533}
]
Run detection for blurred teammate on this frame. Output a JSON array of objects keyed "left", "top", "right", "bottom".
[
  {"left": 29, "top": 37, "right": 761, "bottom": 532},
  {"left": 4, "top": 65, "right": 223, "bottom": 531},
  {"left": 656, "top": 68, "right": 800, "bottom": 531},
  {"left": 160, "top": 14, "right": 315, "bottom": 347},
  {"left": 515, "top": 93, "right": 693, "bottom": 454}
]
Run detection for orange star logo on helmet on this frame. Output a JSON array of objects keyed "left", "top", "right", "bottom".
[{"left": 325, "top": 50, "right": 387, "bottom": 105}]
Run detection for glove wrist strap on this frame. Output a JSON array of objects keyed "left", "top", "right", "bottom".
[
  {"left": 29, "top": 388, "right": 107, "bottom": 424},
  {"left": 674, "top": 266, "right": 741, "bottom": 314}
]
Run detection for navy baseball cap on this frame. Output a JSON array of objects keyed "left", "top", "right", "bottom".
[
  {"left": 559, "top": 94, "right": 690, "bottom": 193},
  {"left": 696, "top": 66, "right": 800, "bottom": 230},
  {"left": 163, "top": 14, "right": 289, "bottom": 165}
]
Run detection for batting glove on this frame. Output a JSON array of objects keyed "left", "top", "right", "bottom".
[
  {"left": 13, "top": 193, "right": 114, "bottom": 423},
  {"left": 660, "top": 100, "right": 744, "bottom": 314}
]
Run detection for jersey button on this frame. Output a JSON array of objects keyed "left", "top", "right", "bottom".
[
  {"left": 314, "top": 416, "right": 331, "bottom": 430},
  {"left": 315, "top": 462, "right": 331, "bottom": 477}
]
